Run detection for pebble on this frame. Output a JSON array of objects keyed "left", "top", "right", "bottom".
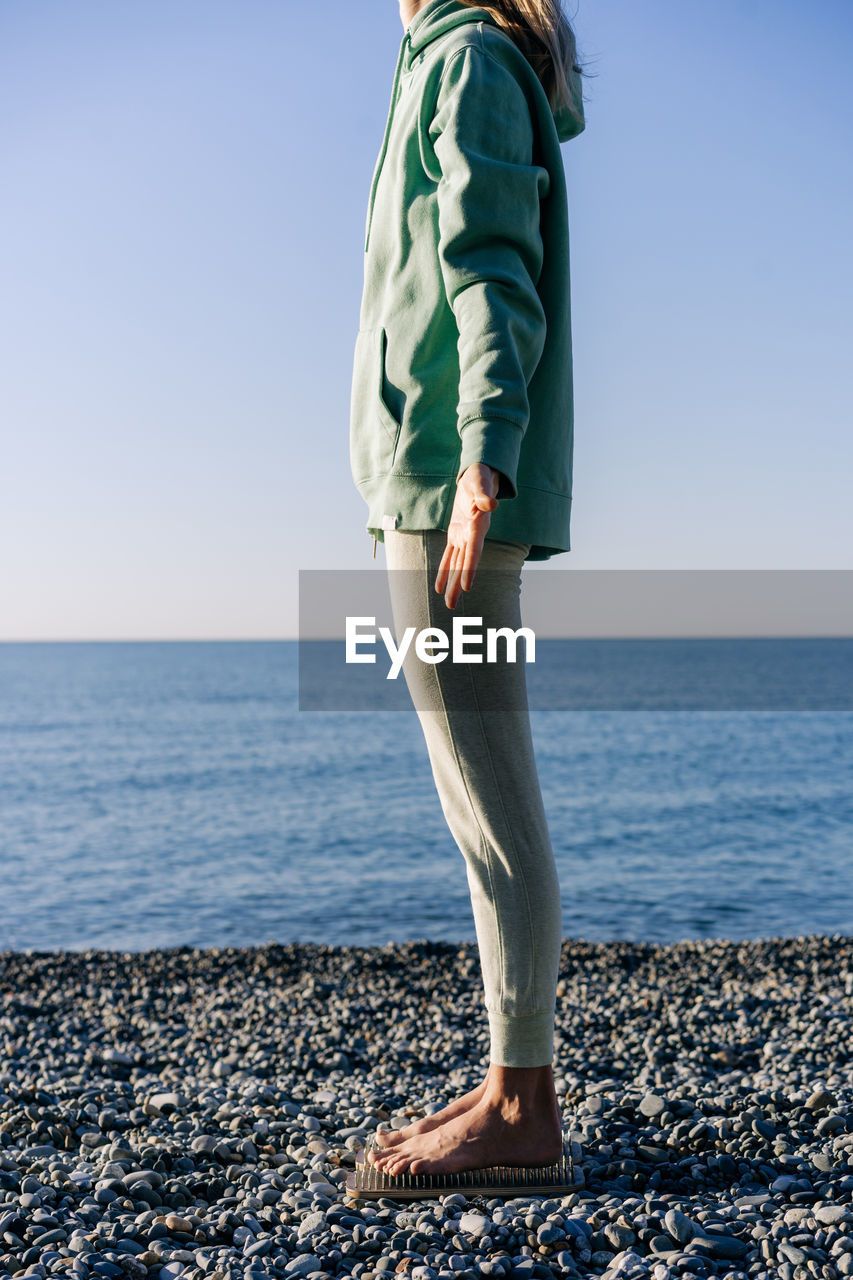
[
  {"left": 639, "top": 1094, "right": 666, "bottom": 1118},
  {"left": 457, "top": 1212, "right": 489, "bottom": 1236},
  {"left": 0, "top": 935, "right": 852, "bottom": 1280},
  {"left": 663, "top": 1209, "right": 696, "bottom": 1244},
  {"left": 815, "top": 1203, "right": 850, "bottom": 1224}
]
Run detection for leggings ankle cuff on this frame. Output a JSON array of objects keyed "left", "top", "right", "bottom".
[{"left": 488, "top": 1009, "right": 555, "bottom": 1067}]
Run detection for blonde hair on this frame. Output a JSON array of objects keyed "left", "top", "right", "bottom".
[{"left": 459, "top": 0, "right": 584, "bottom": 113}]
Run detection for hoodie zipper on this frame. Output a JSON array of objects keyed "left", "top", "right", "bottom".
[{"left": 364, "top": 30, "right": 411, "bottom": 254}]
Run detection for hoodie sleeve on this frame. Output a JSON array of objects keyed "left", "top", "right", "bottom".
[{"left": 429, "top": 44, "right": 549, "bottom": 501}]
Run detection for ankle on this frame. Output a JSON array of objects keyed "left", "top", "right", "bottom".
[
  {"left": 485, "top": 1063, "right": 555, "bottom": 1093},
  {"left": 481, "top": 1066, "right": 558, "bottom": 1119},
  {"left": 479, "top": 1096, "right": 562, "bottom": 1135}
]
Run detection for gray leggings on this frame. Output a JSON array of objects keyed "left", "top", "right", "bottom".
[{"left": 383, "top": 529, "right": 563, "bottom": 1067}]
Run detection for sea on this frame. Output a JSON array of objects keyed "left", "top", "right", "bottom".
[{"left": 1, "top": 640, "right": 851, "bottom": 954}]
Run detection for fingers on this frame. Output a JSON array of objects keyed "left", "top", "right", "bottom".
[
  {"left": 434, "top": 543, "right": 453, "bottom": 595},
  {"left": 434, "top": 541, "right": 459, "bottom": 605},
  {"left": 438, "top": 534, "right": 487, "bottom": 609},
  {"left": 460, "top": 534, "right": 478, "bottom": 594},
  {"left": 443, "top": 542, "right": 464, "bottom": 611}
]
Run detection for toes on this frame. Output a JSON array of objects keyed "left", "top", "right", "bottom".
[
  {"left": 373, "top": 1132, "right": 404, "bottom": 1157},
  {"left": 372, "top": 1144, "right": 405, "bottom": 1172},
  {"left": 378, "top": 1124, "right": 417, "bottom": 1148},
  {"left": 369, "top": 1133, "right": 429, "bottom": 1178}
]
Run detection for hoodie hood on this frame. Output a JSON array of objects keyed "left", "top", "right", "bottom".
[
  {"left": 405, "top": 0, "right": 585, "bottom": 142},
  {"left": 406, "top": 0, "right": 495, "bottom": 57}
]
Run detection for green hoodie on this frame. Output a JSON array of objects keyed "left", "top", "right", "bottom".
[{"left": 349, "top": 0, "right": 585, "bottom": 561}]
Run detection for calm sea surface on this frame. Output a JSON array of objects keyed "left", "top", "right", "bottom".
[{"left": 1, "top": 641, "right": 851, "bottom": 953}]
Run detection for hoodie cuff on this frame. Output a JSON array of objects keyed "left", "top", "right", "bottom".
[{"left": 456, "top": 417, "right": 523, "bottom": 500}]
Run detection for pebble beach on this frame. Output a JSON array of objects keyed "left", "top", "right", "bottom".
[{"left": 1, "top": 933, "right": 852, "bottom": 1280}]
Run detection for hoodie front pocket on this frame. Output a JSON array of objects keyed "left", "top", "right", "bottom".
[{"left": 349, "top": 326, "right": 402, "bottom": 482}]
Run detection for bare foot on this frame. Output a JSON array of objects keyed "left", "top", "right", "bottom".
[
  {"left": 375, "top": 1066, "right": 493, "bottom": 1150},
  {"left": 368, "top": 1092, "right": 563, "bottom": 1176},
  {"left": 376, "top": 1064, "right": 564, "bottom": 1152}
]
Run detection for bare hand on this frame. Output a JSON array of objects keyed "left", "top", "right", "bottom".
[{"left": 434, "top": 463, "right": 500, "bottom": 610}]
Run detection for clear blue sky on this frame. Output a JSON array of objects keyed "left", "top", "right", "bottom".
[{"left": 1, "top": 0, "right": 851, "bottom": 640}]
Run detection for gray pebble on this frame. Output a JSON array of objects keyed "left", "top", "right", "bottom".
[
  {"left": 815, "top": 1204, "right": 850, "bottom": 1225},
  {"left": 639, "top": 1094, "right": 666, "bottom": 1118},
  {"left": 664, "top": 1208, "right": 696, "bottom": 1244}
]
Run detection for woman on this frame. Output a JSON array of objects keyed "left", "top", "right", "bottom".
[{"left": 349, "top": 0, "right": 585, "bottom": 1176}]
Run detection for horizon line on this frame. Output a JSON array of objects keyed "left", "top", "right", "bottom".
[{"left": 3, "top": 634, "right": 853, "bottom": 644}]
